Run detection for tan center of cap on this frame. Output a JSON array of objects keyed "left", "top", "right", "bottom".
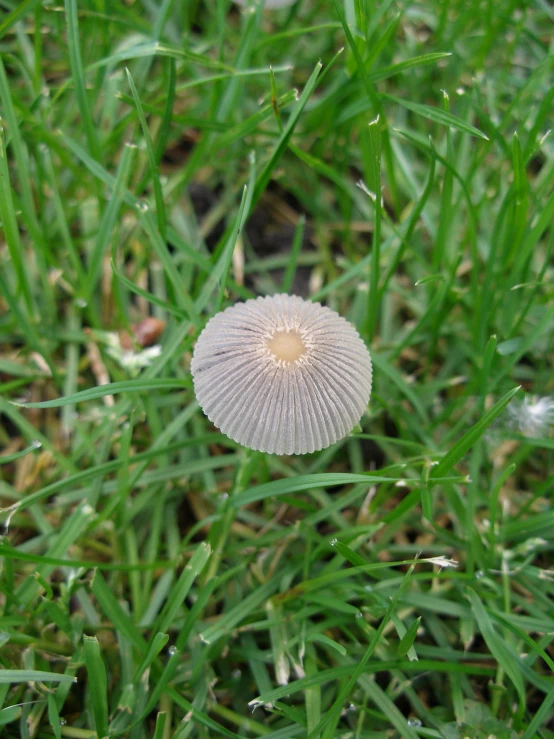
[{"left": 267, "top": 331, "right": 306, "bottom": 362}]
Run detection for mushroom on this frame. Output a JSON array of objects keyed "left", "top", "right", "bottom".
[{"left": 191, "top": 294, "right": 372, "bottom": 455}]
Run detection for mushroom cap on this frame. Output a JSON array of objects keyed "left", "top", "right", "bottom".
[{"left": 191, "top": 294, "right": 372, "bottom": 455}]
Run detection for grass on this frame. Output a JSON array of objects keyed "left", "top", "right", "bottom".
[{"left": 0, "top": 0, "right": 553, "bottom": 737}]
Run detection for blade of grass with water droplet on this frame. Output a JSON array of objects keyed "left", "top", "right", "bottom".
[
  {"left": 47, "top": 694, "right": 62, "bottom": 739},
  {"left": 133, "top": 633, "right": 169, "bottom": 683},
  {"left": 386, "top": 94, "right": 489, "bottom": 140},
  {"left": 126, "top": 68, "right": 167, "bottom": 239}
]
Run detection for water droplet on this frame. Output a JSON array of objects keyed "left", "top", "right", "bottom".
[
  {"left": 31, "top": 440, "right": 42, "bottom": 450},
  {"left": 329, "top": 538, "right": 338, "bottom": 547},
  {"left": 60, "top": 718, "right": 67, "bottom": 726},
  {"left": 476, "top": 570, "right": 485, "bottom": 579},
  {"left": 407, "top": 718, "right": 422, "bottom": 727},
  {"left": 348, "top": 703, "right": 356, "bottom": 712},
  {"left": 355, "top": 611, "right": 363, "bottom": 619},
  {"left": 168, "top": 645, "right": 177, "bottom": 656},
  {"left": 75, "top": 298, "right": 87, "bottom": 308},
  {"left": 136, "top": 199, "right": 149, "bottom": 212},
  {"left": 232, "top": 669, "right": 242, "bottom": 679}
]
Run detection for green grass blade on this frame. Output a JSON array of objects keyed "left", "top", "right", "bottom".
[
  {"left": 364, "top": 116, "right": 382, "bottom": 341},
  {"left": 521, "top": 686, "right": 554, "bottom": 739},
  {"left": 126, "top": 68, "right": 167, "bottom": 239},
  {"left": 232, "top": 473, "right": 397, "bottom": 508},
  {"left": 154, "top": 58, "right": 176, "bottom": 164},
  {"left": 369, "top": 52, "right": 452, "bottom": 83},
  {"left": 396, "top": 616, "right": 421, "bottom": 659},
  {"left": 84, "top": 141, "right": 135, "bottom": 302},
  {"left": 91, "top": 572, "right": 146, "bottom": 651},
  {"left": 154, "top": 542, "right": 211, "bottom": 635},
  {"left": 47, "top": 693, "right": 62, "bottom": 739},
  {"left": 386, "top": 94, "right": 490, "bottom": 140},
  {"left": 252, "top": 60, "right": 322, "bottom": 206},
  {"left": 281, "top": 215, "right": 306, "bottom": 293},
  {"left": 110, "top": 259, "right": 188, "bottom": 318},
  {"left": 0, "top": 670, "right": 76, "bottom": 685},
  {"left": 152, "top": 712, "right": 167, "bottom": 739},
  {"left": 0, "top": 122, "right": 33, "bottom": 312},
  {"left": 13, "top": 379, "right": 188, "bottom": 408},
  {"left": 0, "top": 441, "right": 41, "bottom": 466},
  {"left": 138, "top": 210, "right": 200, "bottom": 326},
  {"left": 430, "top": 386, "right": 521, "bottom": 480},
  {"left": 83, "top": 636, "right": 109, "bottom": 739},
  {"left": 195, "top": 184, "right": 250, "bottom": 314},
  {"left": 64, "top": 0, "right": 101, "bottom": 161},
  {"left": 307, "top": 564, "right": 416, "bottom": 737},
  {"left": 133, "top": 633, "right": 169, "bottom": 682},
  {"left": 467, "top": 589, "right": 526, "bottom": 714},
  {"left": 0, "top": 0, "right": 40, "bottom": 40}
]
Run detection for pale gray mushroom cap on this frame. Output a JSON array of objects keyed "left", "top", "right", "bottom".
[{"left": 191, "top": 294, "right": 372, "bottom": 455}]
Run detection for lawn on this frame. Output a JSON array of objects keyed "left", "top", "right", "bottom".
[{"left": 0, "top": 0, "right": 553, "bottom": 737}]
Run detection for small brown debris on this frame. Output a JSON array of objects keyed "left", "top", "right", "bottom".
[{"left": 131, "top": 318, "right": 166, "bottom": 347}]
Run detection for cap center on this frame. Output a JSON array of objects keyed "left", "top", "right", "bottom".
[{"left": 267, "top": 331, "right": 306, "bottom": 363}]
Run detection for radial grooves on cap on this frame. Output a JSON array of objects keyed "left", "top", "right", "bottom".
[{"left": 191, "top": 294, "right": 372, "bottom": 455}]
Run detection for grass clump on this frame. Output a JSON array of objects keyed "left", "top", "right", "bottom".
[{"left": 0, "top": 1, "right": 553, "bottom": 737}]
